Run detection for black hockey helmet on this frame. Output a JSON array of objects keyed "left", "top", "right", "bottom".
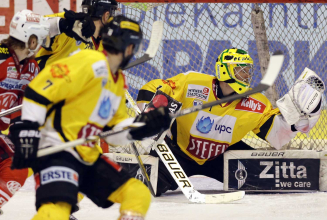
[
  {"left": 101, "top": 15, "right": 143, "bottom": 55},
  {"left": 81, "top": 0, "right": 118, "bottom": 18}
]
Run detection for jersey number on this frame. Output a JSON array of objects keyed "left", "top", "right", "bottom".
[{"left": 43, "top": 80, "right": 53, "bottom": 90}]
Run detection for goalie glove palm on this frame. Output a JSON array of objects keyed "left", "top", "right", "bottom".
[
  {"left": 130, "top": 107, "right": 172, "bottom": 140},
  {"left": 277, "top": 67, "right": 325, "bottom": 133},
  {"left": 9, "top": 121, "right": 41, "bottom": 169}
]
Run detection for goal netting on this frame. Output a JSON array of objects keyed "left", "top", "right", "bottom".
[{"left": 106, "top": 1, "right": 327, "bottom": 154}]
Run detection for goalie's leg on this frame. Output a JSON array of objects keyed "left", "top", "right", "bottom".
[
  {"left": 149, "top": 140, "right": 255, "bottom": 196},
  {"left": 201, "top": 141, "right": 255, "bottom": 181},
  {"left": 149, "top": 141, "right": 200, "bottom": 196}
]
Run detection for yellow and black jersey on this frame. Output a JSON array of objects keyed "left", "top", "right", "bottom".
[
  {"left": 22, "top": 50, "right": 128, "bottom": 163},
  {"left": 36, "top": 12, "right": 103, "bottom": 70},
  {"left": 137, "top": 71, "right": 297, "bottom": 165}
]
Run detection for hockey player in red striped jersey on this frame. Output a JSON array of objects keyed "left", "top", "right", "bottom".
[{"left": 0, "top": 10, "right": 50, "bottom": 215}]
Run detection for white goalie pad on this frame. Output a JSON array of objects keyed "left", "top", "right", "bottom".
[
  {"left": 223, "top": 150, "right": 327, "bottom": 192},
  {"left": 276, "top": 67, "right": 325, "bottom": 126},
  {"left": 103, "top": 153, "right": 159, "bottom": 194}
]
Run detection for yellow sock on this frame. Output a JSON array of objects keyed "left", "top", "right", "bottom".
[
  {"left": 77, "top": 193, "right": 84, "bottom": 203},
  {"left": 31, "top": 202, "right": 71, "bottom": 220}
]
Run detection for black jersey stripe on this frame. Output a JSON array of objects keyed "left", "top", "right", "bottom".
[
  {"left": 256, "top": 115, "right": 276, "bottom": 140},
  {"left": 136, "top": 89, "right": 155, "bottom": 102},
  {"left": 25, "top": 86, "right": 52, "bottom": 106},
  {"left": 53, "top": 100, "right": 69, "bottom": 142},
  {"left": 35, "top": 54, "right": 52, "bottom": 71}
]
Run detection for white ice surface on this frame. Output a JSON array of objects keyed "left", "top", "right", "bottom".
[{"left": 2, "top": 176, "right": 327, "bottom": 220}]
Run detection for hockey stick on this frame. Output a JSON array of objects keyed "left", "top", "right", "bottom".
[
  {"left": 37, "top": 122, "right": 145, "bottom": 157},
  {"left": 0, "top": 21, "right": 164, "bottom": 119},
  {"left": 0, "top": 105, "right": 22, "bottom": 117},
  {"left": 123, "top": 20, "right": 163, "bottom": 70},
  {"left": 125, "top": 91, "right": 156, "bottom": 196},
  {"left": 125, "top": 92, "right": 245, "bottom": 204},
  {"left": 37, "top": 51, "right": 284, "bottom": 157}
]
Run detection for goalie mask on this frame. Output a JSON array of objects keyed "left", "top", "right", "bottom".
[
  {"left": 215, "top": 48, "right": 254, "bottom": 94},
  {"left": 102, "top": 15, "right": 143, "bottom": 68}
]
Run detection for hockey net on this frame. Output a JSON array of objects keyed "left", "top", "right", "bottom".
[{"left": 106, "top": 1, "right": 327, "bottom": 154}]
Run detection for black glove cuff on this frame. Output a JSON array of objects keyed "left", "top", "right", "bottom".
[{"left": 59, "top": 18, "right": 70, "bottom": 33}]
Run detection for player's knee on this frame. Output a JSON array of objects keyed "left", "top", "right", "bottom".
[
  {"left": 31, "top": 202, "right": 71, "bottom": 220},
  {"left": 123, "top": 178, "right": 151, "bottom": 215},
  {"left": 109, "top": 178, "right": 151, "bottom": 217}
]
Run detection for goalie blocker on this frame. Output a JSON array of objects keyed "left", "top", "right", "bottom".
[{"left": 224, "top": 150, "right": 327, "bottom": 192}]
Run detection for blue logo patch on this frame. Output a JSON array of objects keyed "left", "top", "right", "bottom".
[
  {"left": 98, "top": 97, "right": 111, "bottom": 119},
  {"left": 193, "top": 99, "right": 203, "bottom": 106},
  {"left": 102, "top": 78, "right": 107, "bottom": 87},
  {"left": 76, "top": 40, "right": 82, "bottom": 46},
  {"left": 196, "top": 116, "right": 214, "bottom": 134}
]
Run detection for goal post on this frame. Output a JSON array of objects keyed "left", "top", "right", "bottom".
[{"left": 105, "top": 0, "right": 327, "bottom": 154}]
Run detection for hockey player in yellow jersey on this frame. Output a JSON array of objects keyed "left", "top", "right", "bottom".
[
  {"left": 136, "top": 48, "right": 324, "bottom": 196},
  {"left": 9, "top": 15, "right": 172, "bottom": 220},
  {"left": 36, "top": 0, "right": 118, "bottom": 70}
]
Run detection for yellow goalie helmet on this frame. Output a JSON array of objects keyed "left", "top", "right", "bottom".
[{"left": 215, "top": 48, "right": 254, "bottom": 94}]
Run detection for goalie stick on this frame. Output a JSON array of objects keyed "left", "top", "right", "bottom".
[
  {"left": 125, "top": 92, "right": 245, "bottom": 204},
  {"left": 125, "top": 90, "right": 156, "bottom": 197},
  {"left": 0, "top": 21, "right": 164, "bottom": 119},
  {"left": 37, "top": 51, "right": 284, "bottom": 158}
]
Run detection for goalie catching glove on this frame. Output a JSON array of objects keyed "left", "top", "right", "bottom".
[
  {"left": 129, "top": 107, "right": 172, "bottom": 140},
  {"left": 276, "top": 67, "right": 325, "bottom": 133},
  {"left": 9, "top": 121, "right": 41, "bottom": 169},
  {"left": 59, "top": 9, "right": 95, "bottom": 43}
]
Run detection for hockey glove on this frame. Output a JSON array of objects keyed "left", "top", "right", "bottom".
[
  {"left": 129, "top": 107, "right": 172, "bottom": 140},
  {"left": 60, "top": 9, "right": 95, "bottom": 43},
  {"left": 9, "top": 121, "right": 41, "bottom": 169},
  {"left": 277, "top": 67, "right": 325, "bottom": 133}
]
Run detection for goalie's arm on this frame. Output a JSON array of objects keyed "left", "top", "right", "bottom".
[
  {"left": 136, "top": 78, "right": 176, "bottom": 110},
  {"left": 255, "top": 68, "right": 325, "bottom": 149},
  {"left": 255, "top": 112, "right": 298, "bottom": 150}
]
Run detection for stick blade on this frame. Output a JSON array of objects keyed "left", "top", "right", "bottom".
[
  {"left": 123, "top": 21, "right": 164, "bottom": 70},
  {"left": 204, "top": 191, "right": 245, "bottom": 204},
  {"left": 260, "top": 51, "right": 284, "bottom": 87},
  {"left": 144, "top": 20, "right": 164, "bottom": 58}
]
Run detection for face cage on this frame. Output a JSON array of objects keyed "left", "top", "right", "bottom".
[
  {"left": 233, "top": 64, "right": 254, "bottom": 86},
  {"left": 108, "top": 6, "right": 118, "bottom": 16},
  {"left": 133, "top": 39, "right": 143, "bottom": 57}
]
